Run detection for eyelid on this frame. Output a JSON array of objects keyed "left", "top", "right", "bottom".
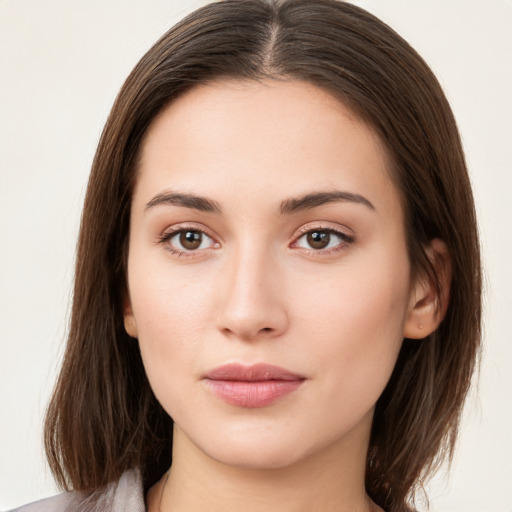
[
  {"left": 293, "top": 222, "right": 354, "bottom": 238},
  {"left": 295, "top": 221, "right": 354, "bottom": 238},
  {"left": 159, "top": 222, "right": 219, "bottom": 240}
]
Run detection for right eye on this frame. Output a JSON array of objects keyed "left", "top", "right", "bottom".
[
  {"left": 158, "top": 226, "right": 219, "bottom": 256},
  {"left": 170, "top": 230, "right": 215, "bottom": 251}
]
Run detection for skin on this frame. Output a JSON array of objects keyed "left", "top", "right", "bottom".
[{"left": 125, "top": 80, "right": 443, "bottom": 512}]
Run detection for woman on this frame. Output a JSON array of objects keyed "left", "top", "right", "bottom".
[{"left": 9, "top": 0, "right": 481, "bottom": 511}]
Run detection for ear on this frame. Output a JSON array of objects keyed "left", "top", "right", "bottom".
[
  {"left": 403, "top": 238, "right": 452, "bottom": 340},
  {"left": 123, "top": 298, "right": 138, "bottom": 339}
]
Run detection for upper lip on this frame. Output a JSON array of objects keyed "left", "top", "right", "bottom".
[{"left": 204, "top": 363, "right": 305, "bottom": 382}]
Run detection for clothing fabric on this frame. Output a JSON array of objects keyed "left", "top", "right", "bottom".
[{"left": 8, "top": 469, "right": 145, "bottom": 512}]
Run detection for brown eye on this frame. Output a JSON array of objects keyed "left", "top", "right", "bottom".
[
  {"left": 306, "top": 231, "right": 331, "bottom": 249},
  {"left": 179, "top": 230, "right": 203, "bottom": 250},
  {"left": 162, "top": 228, "right": 217, "bottom": 254},
  {"left": 294, "top": 228, "right": 353, "bottom": 253}
]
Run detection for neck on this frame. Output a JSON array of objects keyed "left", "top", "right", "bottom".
[{"left": 154, "top": 423, "right": 380, "bottom": 512}]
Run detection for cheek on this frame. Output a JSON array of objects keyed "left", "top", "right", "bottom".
[
  {"left": 129, "top": 248, "right": 215, "bottom": 332},
  {"left": 128, "top": 264, "right": 216, "bottom": 401},
  {"left": 296, "top": 256, "right": 410, "bottom": 402}
]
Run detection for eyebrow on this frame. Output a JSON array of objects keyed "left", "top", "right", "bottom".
[
  {"left": 145, "top": 191, "right": 222, "bottom": 214},
  {"left": 280, "top": 191, "right": 375, "bottom": 214},
  {"left": 145, "top": 189, "right": 375, "bottom": 215}
]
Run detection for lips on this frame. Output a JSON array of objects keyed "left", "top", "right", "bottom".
[{"left": 203, "top": 363, "right": 306, "bottom": 408}]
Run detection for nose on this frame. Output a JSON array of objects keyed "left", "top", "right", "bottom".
[{"left": 216, "top": 246, "right": 289, "bottom": 341}]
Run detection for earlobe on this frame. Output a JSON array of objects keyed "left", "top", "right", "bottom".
[
  {"left": 403, "top": 239, "right": 451, "bottom": 340},
  {"left": 123, "top": 300, "right": 138, "bottom": 339}
]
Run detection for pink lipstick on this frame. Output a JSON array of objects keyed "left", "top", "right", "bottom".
[{"left": 203, "top": 363, "right": 305, "bottom": 408}]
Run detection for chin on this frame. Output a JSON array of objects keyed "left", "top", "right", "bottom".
[
  {"left": 182, "top": 421, "right": 311, "bottom": 470},
  {"left": 206, "top": 441, "right": 306, "bottom": 470}
]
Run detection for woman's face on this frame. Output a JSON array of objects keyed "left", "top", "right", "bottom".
[{"left": 125, "top": 80, "right": 419, "bottom": 470}]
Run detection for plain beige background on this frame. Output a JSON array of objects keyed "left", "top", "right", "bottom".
[{"left": 1, "top": 1, "right": 511, "bottom": 510}]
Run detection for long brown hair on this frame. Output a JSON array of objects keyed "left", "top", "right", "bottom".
[{"left": 44, "top": 1, "right": 482, "bottom": 510}]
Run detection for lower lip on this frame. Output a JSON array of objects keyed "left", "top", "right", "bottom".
[{"left": 205, "top": 379, "right": 304, "bottom": 408}]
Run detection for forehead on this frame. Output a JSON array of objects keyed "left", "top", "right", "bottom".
[{"left": 135, "top": 79, "right": 399, "bottom": 217}]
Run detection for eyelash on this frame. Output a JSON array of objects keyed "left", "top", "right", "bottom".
[{"left": 157, "top": 224, "right": 355, "bottom": 259}]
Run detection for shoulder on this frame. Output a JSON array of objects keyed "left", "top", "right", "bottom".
[
  {"left": 7, "top": 491, "right": 77, "bottom": 512},
  {"left": 8, "top": 468, "right": 145, "bottom": 512}
]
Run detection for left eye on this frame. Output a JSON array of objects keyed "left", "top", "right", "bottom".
[
  {"left": 294, "top": 229, "right": 350, "bottom": 251},
  {"left": 168, "top": 230, "right": 216, "bottom": 251}
]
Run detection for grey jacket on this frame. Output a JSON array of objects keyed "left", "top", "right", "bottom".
[{"left": 8, "top": 469, "right": 145, "bottom": 512}]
